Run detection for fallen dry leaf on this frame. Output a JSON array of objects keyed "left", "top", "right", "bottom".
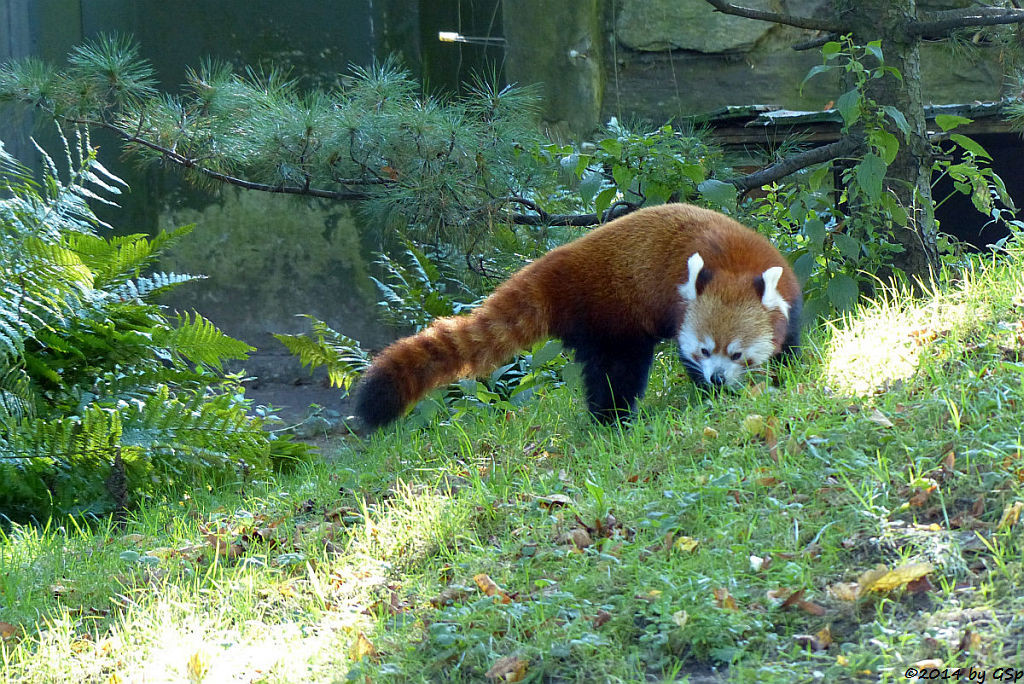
[
  {"left": 741, "top": 414, "right": 766, "bottom": 438},
  {"left": 591, "top": 610, "right": 612, "bottom": 628},
  {"left": 474, "top": 573, "right": 513, "bottom": 603},
  {"left": 349, "top": 632, "right": 378, "bottom": 662},
  {"left": 942, "top": 450, "right": 956, "bottom": 473},
  {"left": 713, "top": 587, "right": 738, "bottom": 611},
  {"left": 827, "top": 581, "right": 861, "bottom": 602},
  {"left": 776, "top": 587, "right": 825, "bottom": 614},
  {"left": 485, "top": 654, "right": 528, "bottom": 682},
  {"left": 0, "top": 622, "right": 19, "bottom": 641},
  {"left": 971, "top": 495, "right": 987, "bottom": 518},
  {"left": 860, "top": 562, "right": 934, "bottom": 594},
  {"left": 914, "top": 658, "right": 944, "bottom": 670},
  {"left": 997, "top": 501, "right": 1023, "bottom": 530},
  {"left": 635, "top": 589, "right": 662, "bottom": 602},
  {"left": 957, "top": 628, "right": 982, "bottom": 653},
  {"left": 793, "top": 631, "right": 830, "bottom": 652},
  {"left": 535, "top": 493, "right": 573, "bottom": 508},
  {"left": 798, "top": 599, "right": 827, "bottom": 616},
  {"left": 779, "top": 588, "right": 806, "bottom": 610},
  {"left": 906, "top": 575, "right": 935, "bottom": 595},
  {"left": 556, "top": 527, "right": 592, "bottom": 550},
  {"left": 867, "top": 408, "right": 894, "bottom": 428},
  {"left": 121, "top": 533, "right": 149, "bottom": 545},
  {"left": 673, "top": 536, "right": 699, "bottom": 553},
  {"left": 908, "top": 485, "right": 936, "bottom": 507}
]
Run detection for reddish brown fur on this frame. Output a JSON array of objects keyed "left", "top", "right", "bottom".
[{"left": 354, "top": 203, "right": 801, "bottom": 428}]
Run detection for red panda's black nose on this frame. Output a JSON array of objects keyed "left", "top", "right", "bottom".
[{"left": 710, "top": 371, "right": 726, "bottom": 386}]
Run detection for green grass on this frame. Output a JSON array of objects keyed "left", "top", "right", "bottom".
[{"left": 3, "top": 246, "right": 1024, "bottom": 682}]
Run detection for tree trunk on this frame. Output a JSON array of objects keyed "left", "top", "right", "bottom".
[{"left": 838, "top": 0, "right": 938, "bottom": 280}]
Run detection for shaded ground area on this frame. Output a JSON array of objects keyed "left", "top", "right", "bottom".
[
  {"left": 244, "top": 379, "right": 350, "bottom": 424},
  {"left": 239, "top": 352, "right": 353, "bottom": 431}
]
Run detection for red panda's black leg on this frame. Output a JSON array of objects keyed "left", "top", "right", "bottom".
[
  {"left": 570, "top": 337, "right": 657, "bottom": 424},
  {"left": 781, "top": 295, "right": 803, "bottom": 356}
]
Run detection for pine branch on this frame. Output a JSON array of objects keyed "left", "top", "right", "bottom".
[
  {"left": 910, "top": 6, "right": 1024, "bottom": 36},
  {"left": 702, "top": 0, "right": 843, "bottom": 33},
  {"left": 70, "top": 115, "right": 380, "bottom": 201}
]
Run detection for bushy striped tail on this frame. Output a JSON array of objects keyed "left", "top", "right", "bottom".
[{"left": 353, "top": 282, "right": 549, "bottom": 430}]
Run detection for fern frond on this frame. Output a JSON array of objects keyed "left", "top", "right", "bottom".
[
  {"left": 118, "top": 386, "right": 271, "bottom": 471},
  {"left": 67, "top": 224, "right": 194, "bottom": 287},
  {"left": 111, "top": 272, "right": 205, "bottom": 302},
  {"left": 0, "top": 367, "right": 35, "bottom": 425},
  {"left": 273, "top": 315, "right": 369, "bottom": 391},
  {"left": 154, "top": 311, "right": 254, "bottom": 370}
]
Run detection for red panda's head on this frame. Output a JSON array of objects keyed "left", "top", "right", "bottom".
[{"left": 676, "top": 252, "right": 791, "bottom": 387}]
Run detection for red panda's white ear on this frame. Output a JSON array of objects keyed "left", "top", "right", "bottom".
[
  {"left": 678, "top": 252, "right": 705, "bottom": 301},
  {"left": 761, "top": 266, "right": 790, "bottom": 319}
]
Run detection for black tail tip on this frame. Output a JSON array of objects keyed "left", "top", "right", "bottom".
[{"left": 352, "top": 368, "right": 405, "bottom": 431}]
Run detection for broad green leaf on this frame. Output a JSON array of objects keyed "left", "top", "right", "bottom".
[
  {"left": 833, "top": 233, "right": 861, "bottom": 260},
  {"left": 612, "top": 164, "right": 634, "bottom": 192},
  {"left": 681, "top": 162, "right": 707, "bottom": 186},
  {"left": 835, "top": 89, "right": 861, "bottom": 128},
  {"left": 872, "top": 129, "right": 899, "bottom": 165},
  {"left": 949, "top": 133, "right": 991, "bottom": 160},
  {"left": 793, "top": 252, "right": 817, "bottom": 283},
  {"left": 598, "top": 137, "right": 622, "bottom": 157},
  {"left": 697, "top": 179, "right": 736, "bottom": 210},
  {"left": 822, "top": 41, "right": 843, "bottom": 59},
  {"left": 642, "top": 181, "right": 673, "bottom": 206},
  {"left": 855, "top": 153, "right": 887, "bottom": 203},
  {"left": 827, "top": 273, "right": 860, "bottom": 311},
  {"left": 578, "top": 170, "right": 603, "bottom": 204},
  {"left": 594, "top": 186, "right": 618, "bottom": 219},
  {"left": 865, "top": 41, "right": 884, "bottom": 63},
  {"left": 803, "top": 218, "right": 826, "bottom": 248},
  {"left": 530, "top": 339, "right": 564, "bottom": 370},
  {"left": 800, "top": 63, "right": 833, "bottom": 92},
  {"left": 881, "top": 106, "right": 910, "bottom": 137},
  {"left": 934, "top": 114, "right": 972, "bottom": 132}
]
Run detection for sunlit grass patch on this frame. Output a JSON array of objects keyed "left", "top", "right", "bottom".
[{"left": 824, "top": 254, "right": 1024, "bottom": 396}]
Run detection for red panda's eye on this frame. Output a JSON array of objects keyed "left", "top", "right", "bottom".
[
  {"left": 730, "top": 352, "right": 742, "bottom": 361},
  {"left": 700, "top": 348, "right": 711, "bottom": 358}
]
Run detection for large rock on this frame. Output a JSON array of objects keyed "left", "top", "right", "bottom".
[{"left": 615, "top": 0, "right": 775, "bottom": 53}]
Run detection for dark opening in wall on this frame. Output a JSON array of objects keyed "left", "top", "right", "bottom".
[{"left": 932, "top": 131, "right": 1022, "bottom": 251}]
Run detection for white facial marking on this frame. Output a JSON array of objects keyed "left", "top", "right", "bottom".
[
  {"left": 761, "top": 266, "right": 790, "bottom": 319},
  {"left": 677, "top": 322, "right": 776, "bottom": 387},
  {"left": 678, "top": 252, "right": 705, "bottom": 302}
]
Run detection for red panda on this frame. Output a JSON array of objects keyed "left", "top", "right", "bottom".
[{"left": 354, "top": 203, "right": 802, "bottom": 429}]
